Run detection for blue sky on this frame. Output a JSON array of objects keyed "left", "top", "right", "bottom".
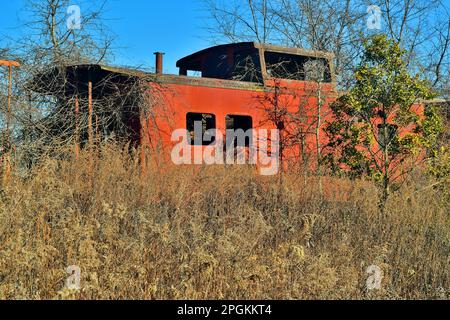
[{"left": 0, "top": 0, "right": 213, "bottom": 74}]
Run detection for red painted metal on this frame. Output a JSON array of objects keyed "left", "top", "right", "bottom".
[
  {"left": 154, "top": 52, "right": 165, "bottom": 75},
  {"left": 0, "top": 60, "right": 20, "bottom": 134},
  {"left": 0, "top": 60, "right": 20, "bottom": 68},
  {"left": 140, "top": 43, "right": 338, "bottom": 170},
  {"left": 135, "top": 42, "right": 429, "bottom": 174},
  {"left": 74, "top": 95, "right": 80, "bottom": 159},
  {"left": 7, "top": 65, "right": 12, "bottom": 132},
  {"left": 88, "top": 79, "right": 93, "bottom": 147},
  {"left": 27, "top": 43, "right": 432, "bottom": 175},
  {"left": 0, "top": 60, "right": 20, "bottom": 183}
]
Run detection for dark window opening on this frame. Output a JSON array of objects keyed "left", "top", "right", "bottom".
[
  {"left": 203, "top": 51, "right": 232, "bottom": 79},
  {"left": 178, "top": 48, "right": 263, "bottom": 83},
  {"left": 264, "top": 52, "right": 331, "bottom": 82},
  {"left": 232, "top": 49, "right": 263, "bottom": 83},
  {"left": 226, "top": 115, "right": 253, "bottom": 147},
  {"left": 187, "top": 113, "right": 216, "bottom": 145}
]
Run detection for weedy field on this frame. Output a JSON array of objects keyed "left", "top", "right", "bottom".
[{"left": 0, "top": 144, "right": 448, "bottom": 300}]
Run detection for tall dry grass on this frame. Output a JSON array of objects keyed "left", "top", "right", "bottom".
[{"left": 0, "top": 144, "right": 448, "bottom": 299}]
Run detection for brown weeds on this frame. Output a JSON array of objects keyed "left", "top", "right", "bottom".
[{"left": 0, "top": 144, "right": 448, "bottom": 299}]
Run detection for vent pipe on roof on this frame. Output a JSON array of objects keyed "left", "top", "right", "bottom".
[{"left": 154, "top": 52, "right": 165, "bottom": 74}]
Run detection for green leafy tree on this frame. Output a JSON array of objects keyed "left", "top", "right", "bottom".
[
  {"left": 422, "top": 105, "right": 449, "bottom": 182},
  {"left": 324, "top": 35, "right": 436, "bottom": 210}
]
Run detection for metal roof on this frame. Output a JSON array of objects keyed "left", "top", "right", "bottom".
[
  {"left": 28, "top": 64, "right": 151, "bottom": 94},
  {"left": 176, "top": 42, "right": 335, "bottom": 68}
]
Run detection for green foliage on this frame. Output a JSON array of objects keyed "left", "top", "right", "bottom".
[
  {"left": 324, "top": 35, "right": 437, "bottom": 199},
  {"left": 421, "top": 106, "right": 449, "bottom": 179}
]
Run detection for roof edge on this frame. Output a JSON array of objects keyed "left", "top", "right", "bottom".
[{"left": 176, "top": 42, "right": 335, "bottom": 67}]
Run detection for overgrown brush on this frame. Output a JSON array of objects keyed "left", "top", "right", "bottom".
[{"left": 0, "top": 144, "right": 448, "bottom": 299}]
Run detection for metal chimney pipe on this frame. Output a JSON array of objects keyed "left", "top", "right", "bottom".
[{"left": 154, "top": 52, "right": 164, "bottom": 74}]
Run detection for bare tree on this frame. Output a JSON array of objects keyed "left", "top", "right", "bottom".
[
  {"left": 0, "top": 0, "right": 117, "bottom": 168},
  {"left": 204, "top": 0, "right": 278, "bottom": 44},
  {"left": 203, "top": 0, "right": 449, "bottom": 91},
  {"left": 253, "top": 56, "right": 333, "bottom": 191},
  {"left": 373, "top": 0, "right": 449, "bottom": 91},
  {"left": 16, "top": 0, "right": 114, "bottom": 67},
  {"left": 203, "top": 0, "right": 365, "bottom": 88}
]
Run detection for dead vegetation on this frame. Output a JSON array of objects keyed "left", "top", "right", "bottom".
[
  {"left": 0, "top": 143, "right": 447, "bottom": 300},
  {"left": 0, "top": 0, "right": 448, "bottom": 301}
]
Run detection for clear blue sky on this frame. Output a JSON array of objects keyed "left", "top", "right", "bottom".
[{"left": 0, "top": 0, "right": 213, "bottom": 74}]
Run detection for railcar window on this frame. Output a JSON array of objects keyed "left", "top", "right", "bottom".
[
  {"left": 186, "top": 113, "right": 216, "bottom": 145},
  {"left": 226, "top": 115, "right": 253, "bottom": 147},
  {"left": 264, "top": 52, "right": 331, "bottom": 82},
  {"left": 232, "top": 49, "right": 263, "bottom": 83}
]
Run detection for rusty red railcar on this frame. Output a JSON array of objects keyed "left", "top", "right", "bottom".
[
  {"left": 29, "top": 42, "right": 436, "bottom": 174},
  {"left": 144, "top": 42, "right": 338, "bottom": 171}
]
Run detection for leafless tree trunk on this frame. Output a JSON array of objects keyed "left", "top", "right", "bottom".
[
  {"left": 203, "top": 0, "right": 449, "bottom": 92},
  {"left": 0, "top": 0, "right": 116, "bottom": 168},
  {"left": 372, "top": 0, "right": 449, "bottom": 90}
]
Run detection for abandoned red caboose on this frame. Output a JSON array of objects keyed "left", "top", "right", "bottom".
[
  {"left": 146, "top": 42, "right": 338, "bottom": 172},
  {"left": 31, "top": 42, "right": 339, "bottom": 173}
]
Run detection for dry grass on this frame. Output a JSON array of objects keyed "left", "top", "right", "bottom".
[{"left": 0, "top": 144, "right": 448, "bottom": 300}]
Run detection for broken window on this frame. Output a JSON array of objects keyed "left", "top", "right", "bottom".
[
  {"left": 187, "top": 70, "right": 202, "bottom": 77},
  {"left": 304, "top": 59, "right": 327, "bottom": 82},
  {"left": 264, "top": 52, "right": 331, "bottom": 82},
  {"left": 226, "top": 115, "right": 253, "bottom": 147},
  {"left": 186, "top": 113, "right": 216, "bottom": 145},
  {"left": 232, "top": 49, "right": 263, "bottom": 83},
  {"left": 203, "top": 50, "right": 232, "bottom": 80}
]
